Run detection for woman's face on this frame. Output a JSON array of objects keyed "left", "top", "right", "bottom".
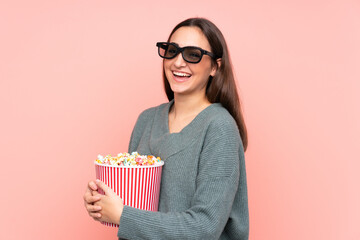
[{"left": 164, "top": 26, "right": 217, "bottom": 98}]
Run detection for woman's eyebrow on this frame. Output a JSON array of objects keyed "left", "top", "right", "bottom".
[
  {"left": 170, "top": 42, "right": 180, "bottom": 47},
  {"left": 170, "top": 42, "right": 201, "bottom": 49}
]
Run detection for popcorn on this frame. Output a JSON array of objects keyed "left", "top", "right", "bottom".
[
  {"left": 95, "top": 152, "right": 161, "bottom": 166},
  {"left": 94, "top": 152, "right": 164, "bottom": 227}
]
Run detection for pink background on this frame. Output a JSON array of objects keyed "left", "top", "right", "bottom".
[{"left": 1, "top": 0, "right": 359, "bottom": 239}]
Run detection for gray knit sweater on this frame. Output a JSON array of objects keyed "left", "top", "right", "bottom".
[{"left": 117, "top": 101, "right": 249, "bottom": 240}]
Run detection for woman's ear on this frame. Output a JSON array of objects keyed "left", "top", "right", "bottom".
[{"left": 210, "top": 58, "right": 222, "bottom": 77}]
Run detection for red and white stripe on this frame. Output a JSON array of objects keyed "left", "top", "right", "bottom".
[{"left": 95, "top": 163, "right": 163, "bottom": 227}]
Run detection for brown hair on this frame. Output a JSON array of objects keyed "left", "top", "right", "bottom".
[{"left": 163, "top": 17, "right": 248, "bottom": 151}]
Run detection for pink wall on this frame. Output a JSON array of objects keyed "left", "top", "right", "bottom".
[{"left": 1, "top": 0, "right": 359, "bottom": 239}]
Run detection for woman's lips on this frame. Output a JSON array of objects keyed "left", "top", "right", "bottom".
[
  {"left": 172, "top": 71, "right": 192, "bottom": 82},
  {"left": 172, "top": 71, "right": 191, "bottom": 77}
]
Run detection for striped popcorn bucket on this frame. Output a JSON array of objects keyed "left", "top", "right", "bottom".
[{"left": 95, "top": 162, "right": 164, "bottom": 227}]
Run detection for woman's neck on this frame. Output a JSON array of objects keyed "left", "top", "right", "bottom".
[{"left": 171, "top": 93, "right": 211, "bottom": 119}]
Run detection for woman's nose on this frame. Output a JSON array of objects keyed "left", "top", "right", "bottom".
[{"left": 173, "top": 52, "right": 186, "bottom": 67}]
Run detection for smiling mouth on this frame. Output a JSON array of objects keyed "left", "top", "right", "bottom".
[{"left": 172, "top": 71, "right": 192, "bottom": 78}]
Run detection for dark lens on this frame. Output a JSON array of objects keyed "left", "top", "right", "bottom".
[
  {"left": 165, "top": 44, "right": 178, "bottom": 58},
  {"left": 158, "top": 43, "right": 178, "bottom": 59},
  {"left": 158, "top": 43, "right": 168, "bottom": 58},
  {"left": 183, "top": 47, "right": 202, "bottom": 63}
]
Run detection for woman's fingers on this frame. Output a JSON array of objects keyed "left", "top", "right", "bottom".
[
  {"left": 84, "top": 181, "right": 101, "bottom": 204},
  {"left": 84, "top": 195, "right": 102, "bottom": 220},
  {"left": 84, "top": 180, "right": 104, "bottom": 222},
  {"left": 88, "top": 208, "right": 102, "bottom": 219},
  {"left": 84, "top": 192, "right": 101, "bottom": 204},
  {"left": 88, "top": 181, "right": 98, "bottom": 191},
  {"left": 86, "top": 203, "right": 102, "bottom": 212},
  {"left": 95, "top": 179, "right": 115, "bottom": 196},
  {"left": 91, "top": 214, "right": 101, "bottom": 219}
]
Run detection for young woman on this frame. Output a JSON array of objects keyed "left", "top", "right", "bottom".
[{"left": 84, "top": 17, "right": 249, "bottom": 240}]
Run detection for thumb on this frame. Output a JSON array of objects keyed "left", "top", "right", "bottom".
[{"left": 95, "top": 179, "right": 114, "bottom": 196}]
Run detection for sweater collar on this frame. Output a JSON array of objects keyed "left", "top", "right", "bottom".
[{"left": 149, "top": 100, "right": 222, "bottom": 160}]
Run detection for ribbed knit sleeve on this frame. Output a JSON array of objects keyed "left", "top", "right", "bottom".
[
  {"left": 118, "top": 113, "right": 245, "bottom": 240},
  {"left": 128, "top": 107, "right": 156, "bottom": 153}
]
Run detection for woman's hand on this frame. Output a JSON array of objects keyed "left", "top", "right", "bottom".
[
  {"left": 94, "top": 179, "right": 124, "bottom": 225},
  {"left": 83, "top": 181, "right": 102, "bottom": 220}
]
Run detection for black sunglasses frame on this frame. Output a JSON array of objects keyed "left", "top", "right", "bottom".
[{"left": 156, "top": 42, "right": 217, "bottom": 64}]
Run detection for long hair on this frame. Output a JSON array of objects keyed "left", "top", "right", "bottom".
[{"left": 163, "top": 17, "right": 248, "bottom": 151}]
